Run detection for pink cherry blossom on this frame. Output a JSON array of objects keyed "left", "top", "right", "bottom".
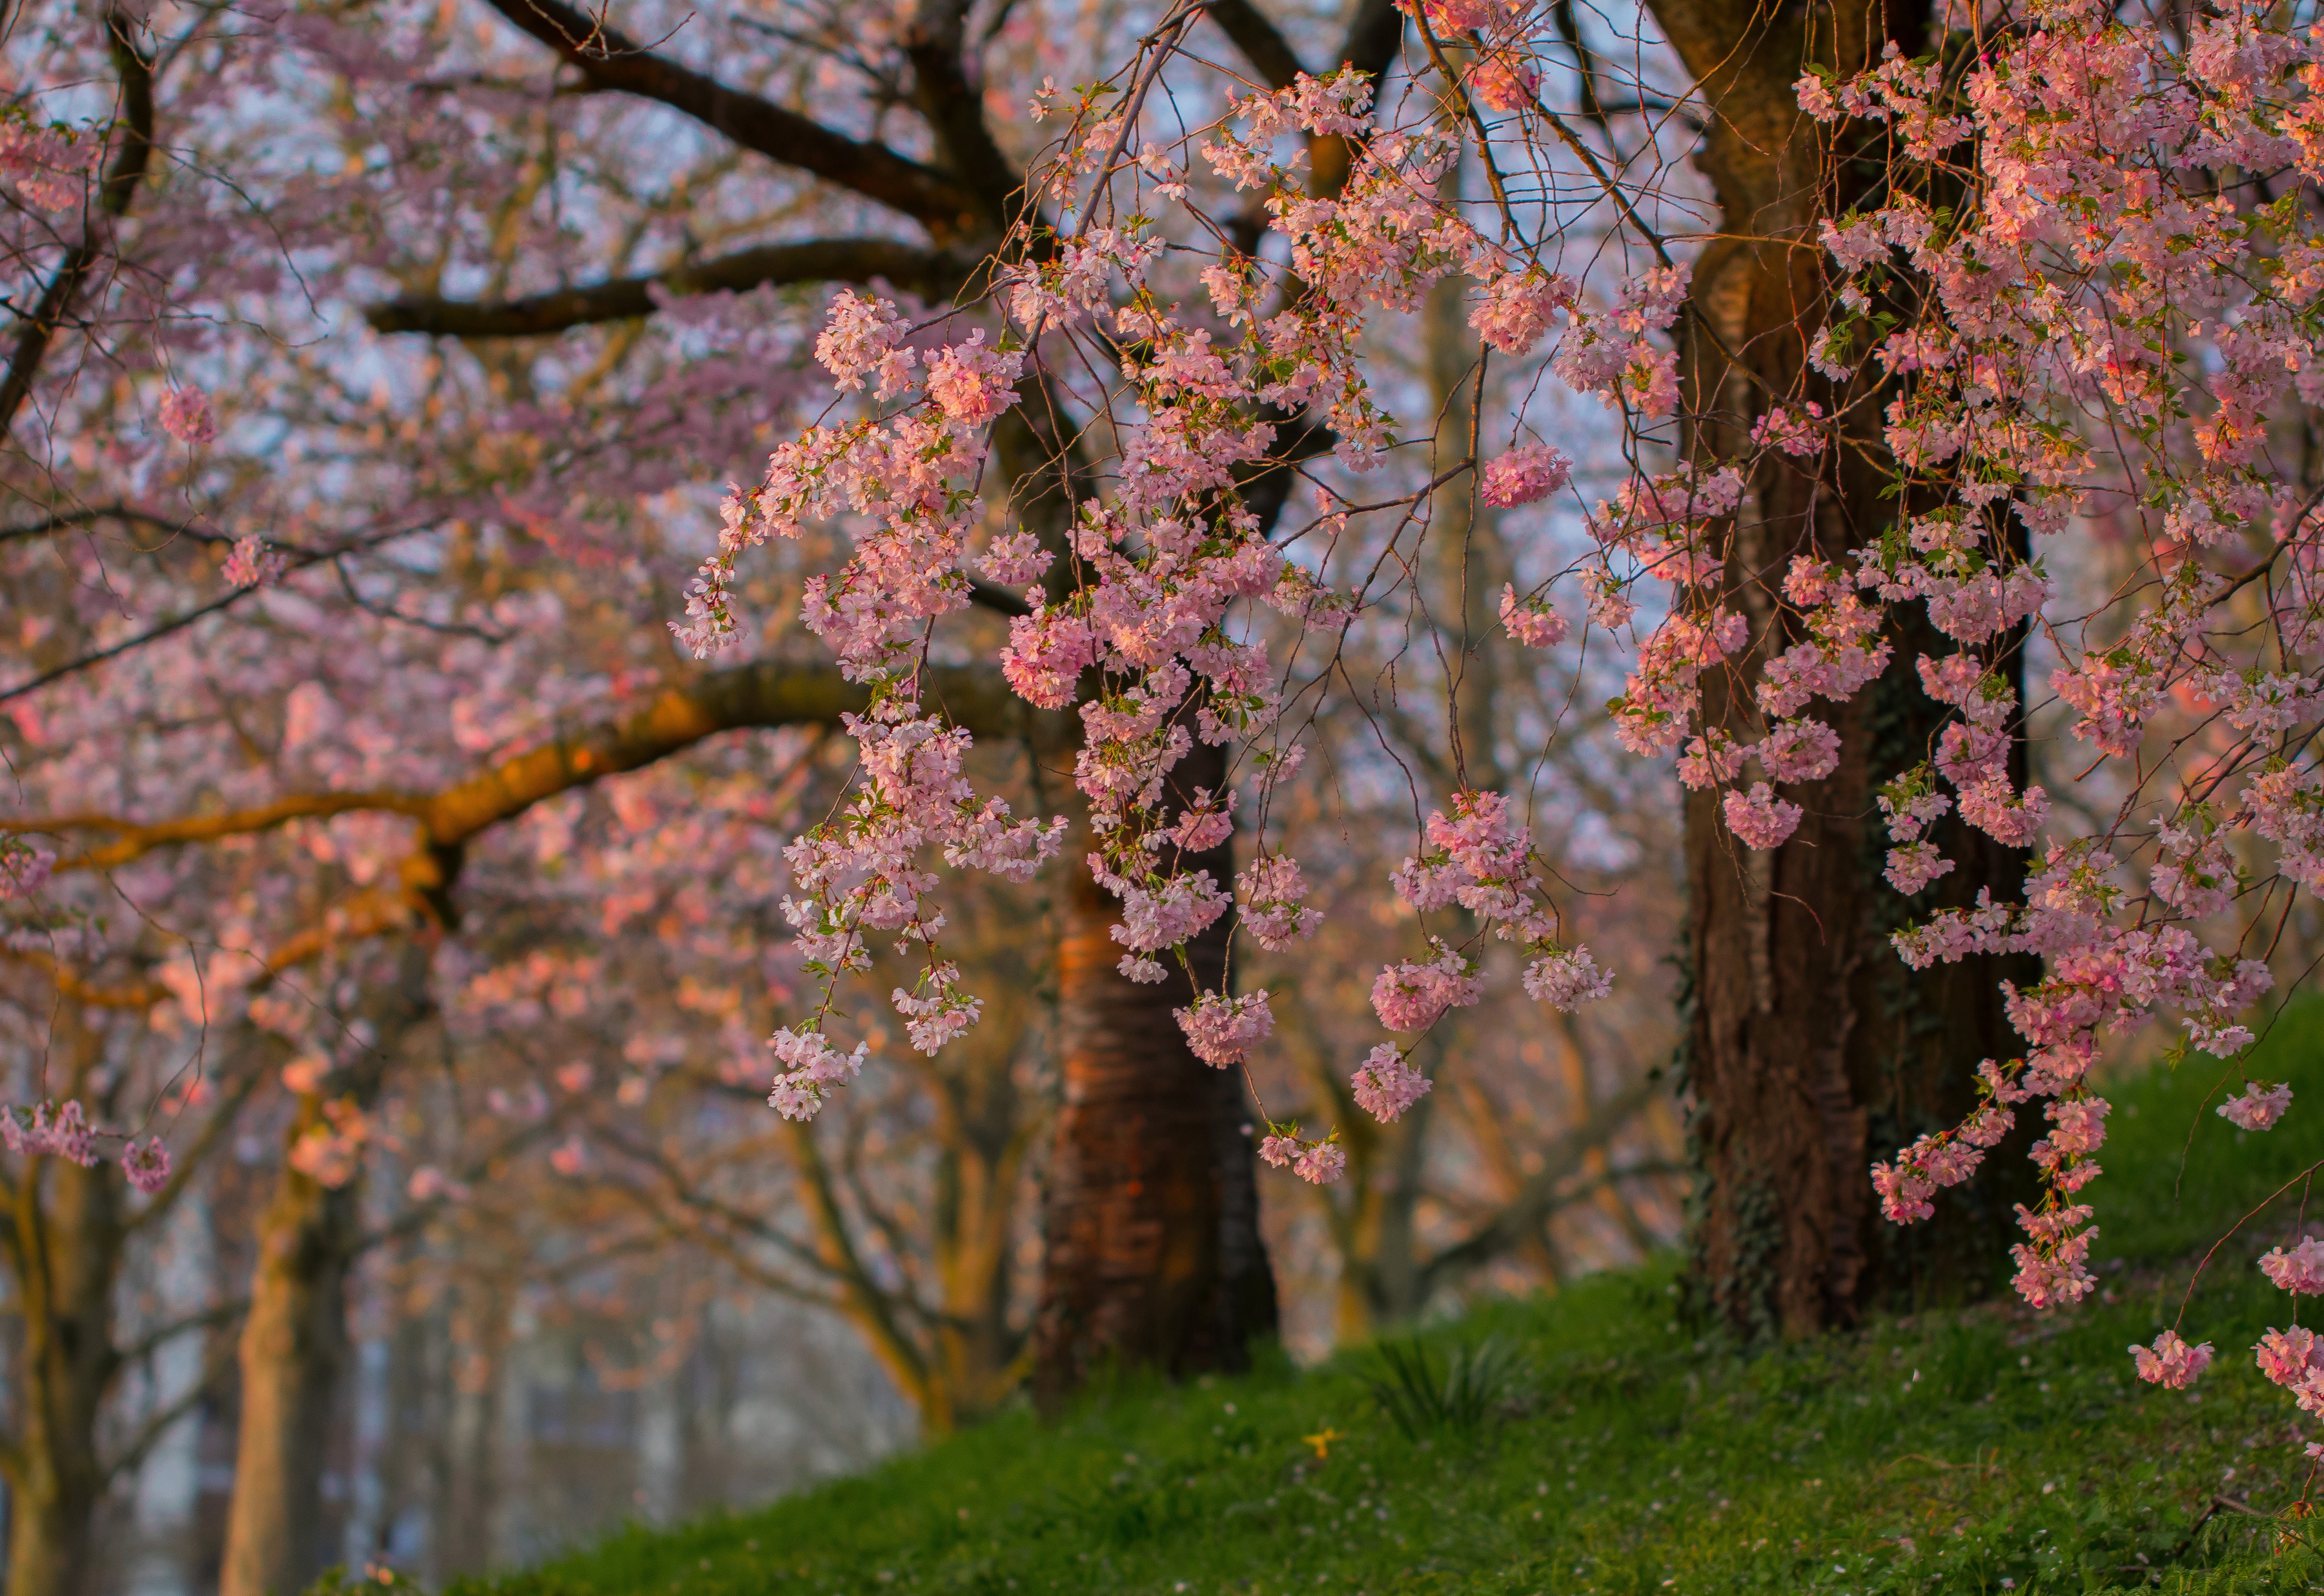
[
  {"left": 2261, "top": 1237, "right": 2324, "bottom": 1295},
  {"left": 2130, "top": 1330, "right": 2213, "bottom": 1389},
  {"left": 2220, "top": 1082, "right": 2292, "bottom": 1131},
  {"left": 1480, "top": 444, "right": 1573, "bottom": 507},
  {"left": 1293, "top": 1140, "right": 1347, "bottom": 1186},
  {"left": 1522, "top": 946, "right": 1613, "bottom": 1012},
  {"left": 158, "top": 386, "right": 216, "bottom": 446},
  {"left": 1351, "top": 1045, "right": 1432, "bottom": 1123},
  {"left": 224, "top": 535, "right": 286, "bottom": 589},
  {"left": 1468, "top": 56, "right": 1539, "bottom": 113},
  {"left": 1175, "top": 990, "right": 1275, "bottom": 1066},
  {"left": 1722, "top": 783, "right": 1802, "bottom": 849},
  {"left": 1498, "top": 584, "right": 1568, "bottom": 647},
  {"left": 1371, "top": 945, "right": 1483, "bottom": 1032}
]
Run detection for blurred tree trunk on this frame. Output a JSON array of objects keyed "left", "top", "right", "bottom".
[
  {"left": 218, "top": 1107, "right": 357, "bottom": 1596},
  {"left": 221, "top": 947, "right": 432, "bottom": 1596},
  {"left": 927, "top": 1026, "right": 1040, "bottom": 1424},
  {"left": 1656, "top": 0, "right": 2037, "bottom": 1336},
  {"left": 1322, "top": 1035, "right": 1440, "bottom": 1341},
  {"left": 1033, "top": 741, "right": 1278, "bottom": 1404},
  {"left": 3, "top": 1015, "right": 117, "bottom": 1596},
  {"left": 435, "top": 1266, "right": 512, "bottom": 1577},
  {"left": 1, "top": 996, "right": 258, "bottom": 1596}
]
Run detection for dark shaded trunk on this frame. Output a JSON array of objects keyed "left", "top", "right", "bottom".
[
  {"left": 1655, "top": 0, "right": 2039, "bottom": 1336},
  {"left": 1033, "top": 740, "right": 1278, "bottom": 1404}
]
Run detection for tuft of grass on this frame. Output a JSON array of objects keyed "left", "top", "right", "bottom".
[
  {"left": 402, "top": 1005, "right": 2324, "bottom": 1596},
  {"left": 1361, "top": 1335, "right": 1535, "bottom": 1440}
]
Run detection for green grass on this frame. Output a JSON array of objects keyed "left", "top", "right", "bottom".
[{"left": 416, "top": 1007, "right": 2324, "bottom": 1596}]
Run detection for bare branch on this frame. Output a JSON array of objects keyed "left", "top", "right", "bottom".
[
  {"left": 1415, "top": 1079, "right": 1664, "bottom": 1293},
  {"left": 114, "top": 1297, "right": 247, "bottom": 1368},
  {"left": 366, "top": 238, "right": 968, "bottom": 339}
]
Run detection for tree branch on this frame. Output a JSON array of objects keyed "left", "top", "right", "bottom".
[
  {"left": 7, "top": 658, "right": 1044, "bottom": 882},
  {"left": 0, "top": 9, "right": 154, "bottom": 438},
  {"left": 366, "top": 238, "right": 968, "bottom": 339},
  {"left": 480, "top": 0, "right": 979, "bottom": 235},
  {"left": 1205, "top": 0, "right": 1304, "bottom": 91},
  {"left": 100, "top": 1330, "right": 236, "bottom": 1483},
  {"left": 0, "top": 504, "right": 216, "bottom": 548},
  {"left": 1415, "top": 1079, "right": 1662, "bottom": 1294},
  {"left": 901, "top": 0, "right": 1026, "bottom": 236},
  {"left": 114, "top": 1297, "right": 247, "bottom": 1368}
]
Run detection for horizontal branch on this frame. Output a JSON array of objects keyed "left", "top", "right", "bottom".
[
  {"left": 481, "top": 0, "right": 978, "bottom": 234},
  {"left": 367, "top": 238, "right": 970, "bottom": 339},
  {"left": 411, "top": 656, "right": 1033, "bottom": 853},
  {"left": 10, "top": 654, "right": 1041, "bottom": 878},
  {"left": 0, "top": 504, "right": 219, "bottom": 548}
]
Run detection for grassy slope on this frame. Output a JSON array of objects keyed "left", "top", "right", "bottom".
[{"left": 436, "top": 1009, "right": 2324, "bottom": 1596}]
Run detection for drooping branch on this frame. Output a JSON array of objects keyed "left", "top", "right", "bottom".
[
  {"left": 365, "top": 238, "right": 971, "bottom": 338},
  {"left": 478, "top": 0, "right": 979, "bottom": 236}
]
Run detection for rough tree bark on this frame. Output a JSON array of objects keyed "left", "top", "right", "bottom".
[
  {"left": 1653, "top": 0, "right": 2038, "bottom": 1335},
  {"left": 1034, "top": 738, "right": 1278, "bottom": 1402},
  {"left": 219, "top": 945, "right": 434, "bottom": 1596}
]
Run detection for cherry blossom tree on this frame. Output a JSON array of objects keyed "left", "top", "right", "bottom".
[
  {"left": 28, "top": 0, "right": 2324, "bottom": 1562},
  {"left": 700, "top": 0, "right": 2324, "bottom": 1450}
]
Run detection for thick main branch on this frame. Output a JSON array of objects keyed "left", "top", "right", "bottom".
[
  {"left": 480, "top": 0, "right": 978, "bottom": 235},
  {"left": 366, "top": 239, "right": 968, "bottom": 338}
]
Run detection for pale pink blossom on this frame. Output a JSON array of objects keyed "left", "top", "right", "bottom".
[
  {"left": 1522, "top": 947, "right": 1613, "bottom": 1011},
  {"left": 2256, "top": 1326, "right": 2324, "bottom": 1388},
  {"left": 1885, "top": 843, "right": 1955, "bottom": 895},
  {"left": 2220, "top": 1082, "right": 2292, "bottom": 1131},
  {"left": 1722, "top": 783, "right": 1802, "bottom": 849},
  {"left": 1757, "top": 718, "right": 1840, "bottom": 783},
  {"left": 1175, "top": 989, "right": 1274, "bottom": 1066},
  {"left": 158, "top": 387, "right": 216, "bottom": 446},
  {"left": 1468, "top": 56, "right": 1539, "bottom": 113},
  {"left": 2261, "top": 1236, "right": 2324, "bottom": 1295},
  {"left": 223, "top": 535, "right": 286, "bottom": 589},
  {"left": 120, "top": 1138, "right": 171, "bottom": 1196},
  {"left": 1294, "top": 1140, "right": 1348, "bottom": 1184},
  {"left": 1351, "top": 1045, "right": 1432, "bottom": 1122},
  {"left": 2130, "top": 1330, "right": 2213, "bottom": 1389},
  {"left": 1371, "top": 945, "right": 1483, "bottom": 1031},
  {"left": 1498, "top": 584, "right": 1567, "bottom": 647},
  {"left": 1480, "top": 445, "right": 1573, "bottom": 507}
]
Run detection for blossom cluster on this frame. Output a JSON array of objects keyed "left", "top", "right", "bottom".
[{"left": 1, "top": 1100, "right": 173, "bottom": 1194}]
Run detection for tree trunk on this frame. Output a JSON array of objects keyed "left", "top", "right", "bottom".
[
  {"left": 1655, "top": 0, "right": 2038, "bottom": 1336},
  {"left": 220, "top": 950, "right": 429, "bottom": 1596},
  {"left": 217, "top": 1118, "right": 359, "bottom": 1596},
  {"left": 1033, "top": 740, "right": 1278, "bottom": 1404},
  {"left": 1323, "top": 1030, "right": 1440, "bottom": 1342},
  {"left": 3, "top": 1002, "right": 124, "bottom": 1596},
  {"left": 928, "top": 1029, "right": 1037, "bottom": 1427},
  {"left": 5, "top": 1155, "right": 118, "bottom": 1596}
]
